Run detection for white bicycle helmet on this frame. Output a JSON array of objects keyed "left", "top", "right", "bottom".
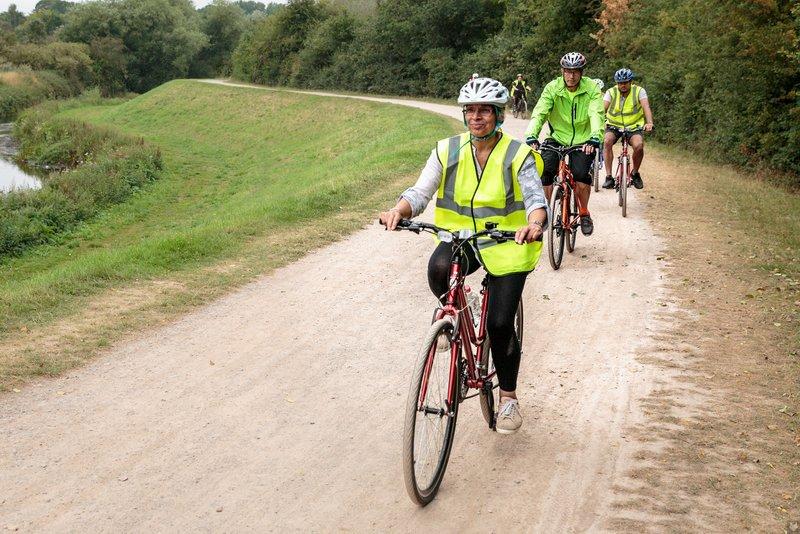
[
  {"left": 458, "top": 77, "right": 509, "bottom": 106},
  {"left": 560, "top": 52, "right": 587, "bottom": 69},
  {"left": 471, "top": 72, "right": 480, "bottom": 79},
  {"left": 593, "top": 78, "right": 605, "bottom": 90}
]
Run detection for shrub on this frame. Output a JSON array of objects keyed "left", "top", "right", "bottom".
[{"left": 1, "top": 101, "right": 163, "bottom": 257}]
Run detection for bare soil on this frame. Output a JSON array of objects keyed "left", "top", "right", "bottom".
[{"left": 0, "top": 83, "right": 795, "bottom": 532}]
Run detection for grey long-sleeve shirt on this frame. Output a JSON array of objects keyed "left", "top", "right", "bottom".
[{"left": 400, "top": 142, "right": 548, "bottom": 226}]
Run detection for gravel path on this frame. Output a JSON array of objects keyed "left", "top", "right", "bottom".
[{"left": 0, "top": 80, "right": 670, "bottom": 532}]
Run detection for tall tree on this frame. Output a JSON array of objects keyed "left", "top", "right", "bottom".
[
  {"left": 61, "top": 0, "right": 207, "bottom": 92},
  {"left": 193, "top": 0, "right": 246, "bottom": 77}
]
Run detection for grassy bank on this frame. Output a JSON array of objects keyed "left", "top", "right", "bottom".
[
  {"left": 3, "top": 98, "right": 162, "bottom": 256},
  {"left": 0, "top": 79, "right": 458, "bottom": 390}
]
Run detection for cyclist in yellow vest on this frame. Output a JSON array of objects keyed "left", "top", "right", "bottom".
[
  {"left": 602, "top": 68, "right": 654, "bottom": 189},
  {"left": 510, "top": 74, "right": 531, "bottom": 114},
  {"left": 379, "top": 77, "right": 548, "bottom": 434}
]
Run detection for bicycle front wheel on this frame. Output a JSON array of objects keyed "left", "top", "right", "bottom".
[
  {"left": 592, "top": 149, "right": 600, "bottom": 192},
  {"left": 621, "top": 159, "right": 629, "bottom": 217},
  {"left": 547, "top": 187, "right": 566, "bottom": 270},
  {"left": 403, "top": 318, "right": 460, "bottom": 506},
  {"left": 566, "top": 190, "right": 578, "bottom": 253}
]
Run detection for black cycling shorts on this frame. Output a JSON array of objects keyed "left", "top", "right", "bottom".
[
  {"left": 539, "top": 140, "right": 594, "bottom": 186},
  {"left": 605, "top": 126, "right": 643, "bottom": 143}
]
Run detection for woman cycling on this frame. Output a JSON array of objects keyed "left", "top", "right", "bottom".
[{"left": 379, "top": 77, "right": 547, "bottom": 434}]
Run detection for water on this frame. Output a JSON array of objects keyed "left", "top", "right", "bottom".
[{"left": 0, "top": 123, "right": 43, "bottom": 194}]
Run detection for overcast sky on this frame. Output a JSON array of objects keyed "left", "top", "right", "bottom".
[{"left": 2, "top": 0, "right": 287, "bottom": 15}]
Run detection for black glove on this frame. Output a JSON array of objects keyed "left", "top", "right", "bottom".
[{"left": 586, "top": 138, "right": 601, "bottom": 149}]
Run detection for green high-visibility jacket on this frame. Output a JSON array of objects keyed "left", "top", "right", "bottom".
[
  {"left": 434, "top": 132, "right": 543, "bottom": 276},
  {"left": 524, "top": 76, "right": 605, "bottom": 146},
  {"left": 605, "top": 84, "right": 646, "bottom": 129}
]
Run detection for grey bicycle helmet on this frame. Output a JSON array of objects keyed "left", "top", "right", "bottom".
[
  {"left": 458, "top": 77, "right": 509, "bottom": 106},
  {"left": 593, "top": 78, "right": 605, "bottom": 90},
  {"left": 560, "top": 52, "right": 586, "bottom": 69},
  {"left": 614, "top": 68, "right": 634, "bottom": 82}
]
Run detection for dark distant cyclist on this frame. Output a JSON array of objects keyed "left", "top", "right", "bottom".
[
  {"left": 602, "top": 68, "right": 654, "bottom": 189},
  {"left": 379, "top": 77, "right": 547, "bottom": 434},
  {"left": 524, "top": 52, "right": 604, "bottom": 235},
  {"left": 510, "top": 74, "right": 530, "bottom": 114}
]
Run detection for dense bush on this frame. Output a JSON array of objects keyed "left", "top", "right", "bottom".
[
  {"left": 1, "top": 101, "right": 162, "bottom": 256},
  {"left": 0, "top": 68, "right": 76, "bottom": 120},
  {"left": 4, "top": 41, "right": 92, "bottom": 89},
  {"left": 599, "top": 0, "right": 799, "bottom": 179}
]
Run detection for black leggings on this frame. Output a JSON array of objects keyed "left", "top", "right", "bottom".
[{"left": 427, "top": 242, "right": 528, "bottom": 392}]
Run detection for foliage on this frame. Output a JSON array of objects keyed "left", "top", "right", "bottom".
[
  {"left": 191, "top": 0, "right": 246, "bottom": 77},
  {"left": 0, "top": 5, "right": 26, "bottom": 28},
  {"left": 0, "top": 68, "right": 76, "bottom": 120},
  {"left": 89, "top": 36, "right": 127, "bottom": 97},
  {"left": 3, "top": 100, "right": 162, "bottom": 257},
  {"left": 4, "top": 41, "right": 92, "bottom": 89},
  {"left": 60, "top": 0, "right": 207, "bottom": 93},
  {"left": 599, "top": 0, "right": 800, "bottom": 179}
]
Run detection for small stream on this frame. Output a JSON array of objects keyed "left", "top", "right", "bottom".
[{"left": 0, "top": 123, "right": 44, "bottom": 194}]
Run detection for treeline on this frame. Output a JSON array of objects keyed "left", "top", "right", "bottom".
[
  {"left": 0, "top": 0, "right": 281, "bottom": 118},
  {"left": 231, "top": 0, "right": 800, "bottom": 182}
]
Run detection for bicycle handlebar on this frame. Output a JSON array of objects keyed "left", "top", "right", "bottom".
[
  {"left": 383, "top": 219, "right": 519, "bottom": 244},
  {"left": 537, "top": 144, "right": 588, "bottom": 158}
]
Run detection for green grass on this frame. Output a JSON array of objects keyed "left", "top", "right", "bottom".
[
  {"left": 0, "top": 79, "right": 459, "bottom": 389},
  {"left": 650, "top": 141, "right": 800, "bottom": 280}
]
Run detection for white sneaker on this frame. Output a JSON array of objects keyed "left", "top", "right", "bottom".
[{"left": 496, "top": 398, "right": 522, "bottom": 434}]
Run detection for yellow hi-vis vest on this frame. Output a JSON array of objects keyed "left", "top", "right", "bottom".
[
  {"left": 606, "top": 84, "right": 645, "bottom": 129},
  {"left": 434, "top": 132, "right": 544, "bottom": 276}
]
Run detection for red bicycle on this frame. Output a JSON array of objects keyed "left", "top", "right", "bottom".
[
  {"left": 388, "top": 219, "right": 524, "bottom": 506},
  {"left": 539, "top": 144, "right": 589, "bottom": 270},
  {"left": 610, "top": 126, "right": 643, "bottom": 218}
]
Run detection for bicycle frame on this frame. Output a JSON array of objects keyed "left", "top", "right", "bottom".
[
  {"left": 550, "top": 147, "right": 587, "bottom": 233},
  {"left": 615, "top": 133, "right": 632, "bottom": 190},
  {"left": 419, "top": 256, "right": 492, "bottom": 413}
]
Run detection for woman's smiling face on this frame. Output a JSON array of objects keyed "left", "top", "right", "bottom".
[{"left": 463, "top": 104, "right": 496, "bottom": 138}]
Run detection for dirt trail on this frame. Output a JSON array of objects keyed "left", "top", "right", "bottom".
[{"left": 1, "top": 81, "right": 672, "bottom": 531}]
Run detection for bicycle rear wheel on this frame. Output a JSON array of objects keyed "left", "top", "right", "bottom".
[
  {"left": 566, "top": 190, "right": 577, "bottom": 253},
  {"left": 403, "top": 318, "right": 460, "bottom": 506},
  {"left": 547, "top": 187, "right": 566, "bottom": 270},
  {"left": 479, "top": 299, "right": 523, "bottom": 428}
]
